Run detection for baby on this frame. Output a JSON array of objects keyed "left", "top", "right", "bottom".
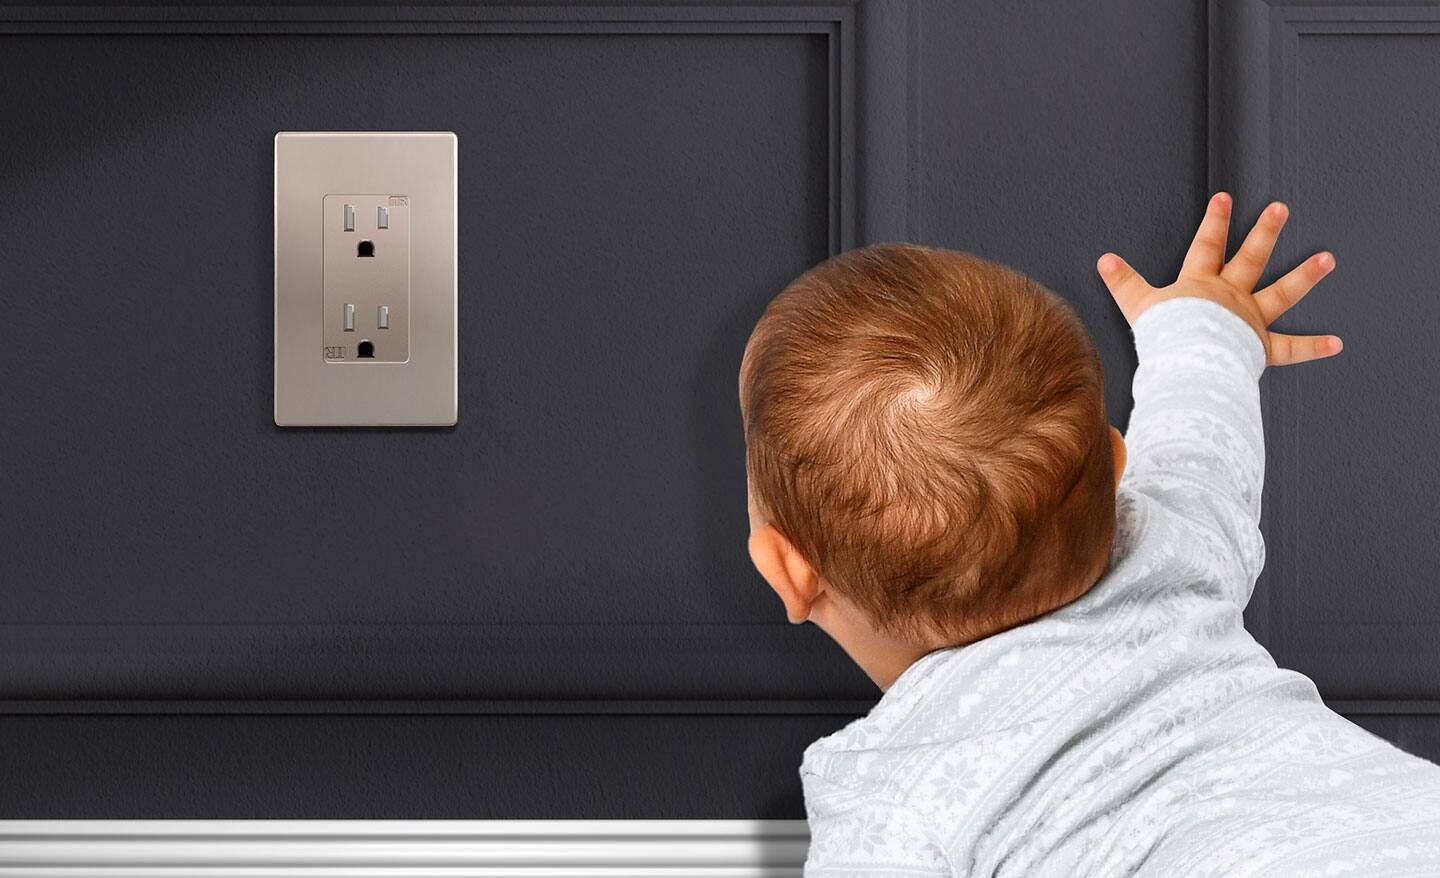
[{"left": 739, "top": 194, "right": 1440, "bottom": 876}]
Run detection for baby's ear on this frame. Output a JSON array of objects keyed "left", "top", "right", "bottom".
[
  {"left": 1110, "top": 425, "right": 1128, "bottom": 489},
  {"left": 748, "top": 525, "right": 822, "bottom": 624}
]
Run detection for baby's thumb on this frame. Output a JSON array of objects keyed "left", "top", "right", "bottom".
[{"left": 1096, "top": 253, "right": 1149, "bottom": 321}]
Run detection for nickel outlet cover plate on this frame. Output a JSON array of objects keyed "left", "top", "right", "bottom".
[{"left": 274, "top": 131, "right": 457, "bottom": 426}]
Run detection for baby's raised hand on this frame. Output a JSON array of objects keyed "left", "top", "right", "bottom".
[{"left": 1097, "top": 193, "right": 1342, "bottom": 366}]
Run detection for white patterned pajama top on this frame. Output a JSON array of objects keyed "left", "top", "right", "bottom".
[{"left": 800, "top": 296, "right": 1440, "bottom": 877}]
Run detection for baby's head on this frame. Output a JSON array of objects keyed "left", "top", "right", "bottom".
[{"left": 740, "top": 244, "right": 1126, "bottom": 681}]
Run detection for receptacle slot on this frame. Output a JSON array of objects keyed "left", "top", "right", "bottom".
[{"left": 322, "top": 194, "right": 410, "bottom": 364}]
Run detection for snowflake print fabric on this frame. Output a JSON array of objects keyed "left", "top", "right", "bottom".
[{"left": 800, "top": 298, "right": 1440, "bottom": 877}]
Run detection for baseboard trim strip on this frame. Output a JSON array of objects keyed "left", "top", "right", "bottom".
[{"left": 0, "top": 820, "right": 809, "bottom": 877}]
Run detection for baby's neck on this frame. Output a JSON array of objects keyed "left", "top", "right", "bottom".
[
  {"left": 809, "top": 594, "right": 946, "bottom": 691},
  {"left": 813, "top": 564, "right": 1110, "bottom": 691},
  {"left": 867, "top": 644, "right": 939, "bottom": 691}
]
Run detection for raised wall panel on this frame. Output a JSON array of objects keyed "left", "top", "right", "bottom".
[
  {"left": 0, "top": 1, "right": 919, "bottom": 817},
  {"left": 0, "top": 8, "right": 885, "bottom": 703},
  {"left": 1211, "top": 1, "right": 1440, "bottom": 736}
]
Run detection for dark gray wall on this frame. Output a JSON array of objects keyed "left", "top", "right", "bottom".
[{"left": 2, "top": 0, "right": 1435, "bottom": 817}]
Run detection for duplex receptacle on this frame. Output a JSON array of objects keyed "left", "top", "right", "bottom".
[
  {"left": 274, "top": 131, "right": 456, "bottom": 427},
  {"left": 323, "top": 194, "right": 409, "bottom": 363}
]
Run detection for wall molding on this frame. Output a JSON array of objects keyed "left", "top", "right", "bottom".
[
  {"left": 1210, "top": 0, "right": 1440, "bottom": 704},
  {"left": 0, "top": 1, "right": 890, "bottom": 253},
  {"left": 0, "top": 820, "right": 808, "bottom": 876},
  {"left": 0, "top": 0, "right": 920, "bottom": 710}
]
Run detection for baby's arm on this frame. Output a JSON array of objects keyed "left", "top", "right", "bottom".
[
  {"left": 1125, "top": 297, "right": 1270, "bottom": 596},
  {"left": 1097, "top": 193, "right": 1341, "bottom": 606}
]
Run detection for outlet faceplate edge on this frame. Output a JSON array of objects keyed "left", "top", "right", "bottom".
[{"left": 274, "top": 131, "right": 457, "bottom": 427}]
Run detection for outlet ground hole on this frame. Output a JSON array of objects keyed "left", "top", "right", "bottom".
[
  {"left": 358, "top": 240, "right": 375, "bottom": 257},
  {"left": 357, "top": 340, "right": 375, "bottom": 359}
]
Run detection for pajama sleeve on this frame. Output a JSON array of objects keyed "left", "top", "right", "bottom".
[
  {"left": 802, "top": 777, "right": 953, "bottom": 877},
  {"left": 1122, "top": 296, "right": 1269, "bottom": 607}
]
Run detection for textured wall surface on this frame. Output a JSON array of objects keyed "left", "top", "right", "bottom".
[
  {"left": 2, "top": 28, "right": 841, "bottom": 699},
  {"left": 1, "top": 0, "right": 1436, "bottom": 817}
]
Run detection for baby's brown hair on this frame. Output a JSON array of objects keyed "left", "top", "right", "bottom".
[{"left": 740, "top": 244, "right": 1116, "bottom": 645}]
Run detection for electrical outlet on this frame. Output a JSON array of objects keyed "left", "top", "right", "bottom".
[
  {"left": 323, "top": 194, "right": 410, "bottom": 364},
  {"left": 274, "top": 132, "right": 456, "bottom": 426}
]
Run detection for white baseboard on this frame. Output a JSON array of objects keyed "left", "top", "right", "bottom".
[{"left": 0, "top": 820, "right": 809, "bottom": 877}]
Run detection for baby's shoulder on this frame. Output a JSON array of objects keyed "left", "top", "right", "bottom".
[
  {"left": 800, "top": 644, "right": 1056, "bottom": 793},
  {"left": 1081, "top": 486, "right": 1253, "bottom": 614}
]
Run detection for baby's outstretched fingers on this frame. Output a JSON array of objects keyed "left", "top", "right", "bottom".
[
  {"left": 1223, "top": 201, "right": 1289, "bottom": 293},
  {"left": 1180, "top": 192, "right": 1232, "bottom": 278},
  {"left": 1253, "top": 251, "right": 1335, "bottom": 325},
  {"left": 1268, "top": 331, "right": 1343, "bottom": 367}
]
